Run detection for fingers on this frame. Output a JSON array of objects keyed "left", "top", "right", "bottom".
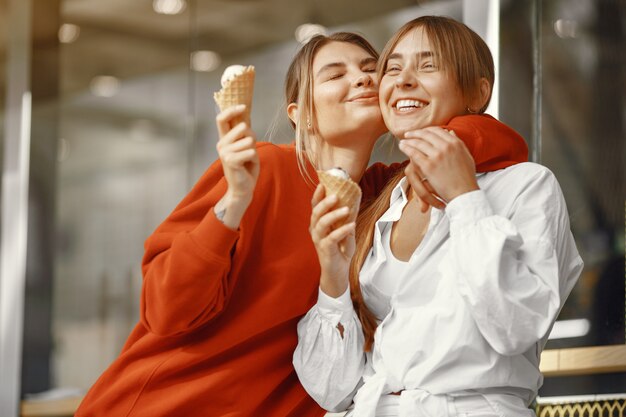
[
  {"left": 216, "top": 104, "right": 247, "bottom": 137},
  {"left": 311, "top": 184, "right": 326, "bottom": 208},
  {"left": 399, "top": 138, "right": 436, "bottom": 158},
  {"left": 310, "top": 185, "right": 356, "bottom": 243},
  {"left": 321, "top": 221, "right": 356, "bottom": 260},
  {"left": 325, "top": 222, "right": 356, "bottom": 247},
  {"left": 224, "top": 136, "right": 255, "bottom": 153},
  {"left": 217, "top": 121, "right": 254, "bottom": 149},
  {"left": 221, "top": 148, "right": 258, "bottom": 168},
  {"left": 405, "top": 126, "right": 457, "bottom": 144},
  {"left": 313, "top": 206, "right": 351, "bottom": 241},
  {"left": 405, "top": 164, "right": 445, "bottom": 211},
  {"left": 217, "top": 121, "right": 257, "bottom": 170},
  {"left": 399, "top": 139, "right": 435, "bottom": 175},
  {"left": 310, "top": 193, "right": 338, "bottom": 235},
  {"left": 403, "top": 127, "right": 469, "bottom": 159}
]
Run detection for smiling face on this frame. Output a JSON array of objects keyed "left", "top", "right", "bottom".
[
  {"left": 311, "top": 41, "right": 386, "bottom": 145},
  {"left": 379, "top": 27, "right": 467, "bottom": 139}
]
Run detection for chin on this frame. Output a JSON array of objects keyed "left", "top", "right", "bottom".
[{"left": 388, "top": 122, "right": 417, "bottom": 139}]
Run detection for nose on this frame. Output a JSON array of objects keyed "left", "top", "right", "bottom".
[
  {"left": 395, "top": 68, "right": 417, "bottom": 88},
  {"left": 354, "top": 73, "right": 374, "bottom": 88}
]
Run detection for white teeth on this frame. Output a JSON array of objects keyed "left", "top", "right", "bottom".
[{"left": 395, "top": 99, "right": 426, "bottom": 110}]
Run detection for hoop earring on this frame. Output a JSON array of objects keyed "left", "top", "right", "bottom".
[{"left": 466, "top": 106, "right": 478, "bottom": 114}]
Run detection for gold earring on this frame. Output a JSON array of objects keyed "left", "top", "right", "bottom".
[{"left": 466, "top": 106, "right": 478, "bottom": 114}]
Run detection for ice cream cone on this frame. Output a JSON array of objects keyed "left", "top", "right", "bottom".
[
  {"left": 317, "top": 170, "right": 362, "bottom": 227},
  {"left": 214, "top": 65, "right": 255, "bottom": 125}
]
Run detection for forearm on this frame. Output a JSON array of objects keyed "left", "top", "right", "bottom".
[
  {"left": 213, "top": 190, "right": 252, "bottom": 230},
  {"left": 320, "top": 272, "right": 349, "bottom": 298},
  {"left": 141, "top": 215, "right": 240, "bottom": 336}
]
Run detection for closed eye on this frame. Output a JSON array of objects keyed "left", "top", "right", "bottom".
[
  {"left": 385, "top": 65, "right": 401, "bottom": 74},
  {"left": 419, "top": 61, "right": 437, "bottom": 71}
]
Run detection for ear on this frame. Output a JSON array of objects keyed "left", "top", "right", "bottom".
[
  {"left": 287, "top": 103, "right": 298, "bottom": 125},
  {"left": 476, "top": 77, "right": 491, "bottom": 111}
]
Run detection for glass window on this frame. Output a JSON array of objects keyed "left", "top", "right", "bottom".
[
  {"left": 49, "top": 1, "right": 194, "bottom": 393},
  {"left": 500, "top": 0, "right": 625, "bottom": 396}
]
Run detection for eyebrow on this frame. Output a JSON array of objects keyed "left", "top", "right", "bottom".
[
  {"left": 386, "top": 51, "right": 434, "bottom": 62},
  {"left": 316, "top": 57, "right": 378, "bottom": 77}
]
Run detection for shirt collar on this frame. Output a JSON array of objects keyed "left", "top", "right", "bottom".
[{"left": 378, "top": 177, "right": 410, "bottom": 224}]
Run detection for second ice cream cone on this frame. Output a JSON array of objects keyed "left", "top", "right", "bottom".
[{"left": 317, "top": 170, "right": 362, "bottom": 227}]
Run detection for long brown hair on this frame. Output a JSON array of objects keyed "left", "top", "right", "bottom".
[
  {"left": 284, "top": 33, "right": 379, "bottom": 183},
  {"left": 350, "top": 16, "right": 496, "bottom": 352}
]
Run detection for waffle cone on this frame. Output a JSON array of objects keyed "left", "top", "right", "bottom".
[
  {"left": 317, "top": 170, "right": 362, "bottom": 227},
  {"left": 214, "top": 66, "right": 255, "bottom": 125}
]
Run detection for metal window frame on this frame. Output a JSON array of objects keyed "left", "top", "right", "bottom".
[
  {"left": 0, "top": 0, "right": 33, "bottom": 415},
  {"left": 463, "top": 0, "right": 500, "bottom": 119}
]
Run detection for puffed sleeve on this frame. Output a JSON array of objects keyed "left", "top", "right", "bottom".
[
  {"left": 445, "top": 164, "right": 583, "bottom": 356},
  {"left": 140, "top": 143, "right": 273, "bottom": 337},
  {"left": 293, "top": 287, "right": 366, "bottom": 412}
]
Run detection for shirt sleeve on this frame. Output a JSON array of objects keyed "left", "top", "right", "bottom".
[
  {"left": 139, "top": 158, "right": 245, "bottom": 337},
  {"left": 445, "top": 165, "right": 584, "bottom": 356},
  {"left": 293, "top": 287, "right": 366, "bottom": 412}
]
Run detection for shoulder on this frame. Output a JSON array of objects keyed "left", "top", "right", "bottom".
[
  {"left": 496, "top": 162, "right": 556, "bottom": 184},
  {"left": 255, "top": 141, "right": 295, "bottom": 163},
  {"left": 482, "top": 162, "right": 565, "bottom": 215},
  {"left": 447, "top": 114, "right": 506, "bottom": 131},
  {"left": 446, "top": 114, "right": 525, "bottom": 142},
  {"left": 254, "top": 141, "right": 306, "bottom": 192},
  {"left": 256, "top": 142, "right": 298, "bottom": 177}
]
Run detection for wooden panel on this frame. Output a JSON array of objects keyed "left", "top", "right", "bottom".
[
  {"left": 21, "top": 397, "right": 82, "bottom": 417},
  {"left": 540, "top": 345, "right": 626, "bottom": 377}
]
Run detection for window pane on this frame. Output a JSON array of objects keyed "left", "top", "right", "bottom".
[{"left": 48, "top": 0, "right": 193, "bottom": 394}]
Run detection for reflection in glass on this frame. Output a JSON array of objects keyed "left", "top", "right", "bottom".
[{"left": 500, "top": 0, "right": 626, "bottom": 397}]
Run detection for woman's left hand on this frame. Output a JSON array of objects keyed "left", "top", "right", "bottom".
[{"left": 399, "top": 126, "right": 479, "bottom": 205}]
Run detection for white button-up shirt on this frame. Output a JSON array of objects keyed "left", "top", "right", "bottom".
[{"left": 294, "top": 162, "right": 583, "bottom": 417}]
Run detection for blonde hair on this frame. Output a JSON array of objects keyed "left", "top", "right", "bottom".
[
  {"left": 285, "top": 33, "right": 379, "bottom": 183},
  {"left": 353, "top": 16, "right": 496, "bottom": 352}
]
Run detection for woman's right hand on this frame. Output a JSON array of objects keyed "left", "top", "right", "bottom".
[
  {"left": 214, "top": 105, "right": 259, "bottom": 229},
  {"left": 309, "top": 185, "right": 356, "bottom": 298}
]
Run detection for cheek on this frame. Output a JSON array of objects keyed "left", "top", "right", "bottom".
[
  {"left": 378, "top": 80, "right": 393, "bottom": 110},
  {"left": 313, "top": 92, "right": 332, "bottom": 119}
]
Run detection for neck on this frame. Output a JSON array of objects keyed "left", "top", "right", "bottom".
[{"left": 310, "top": 136, "right": 375, "bottom": 182}]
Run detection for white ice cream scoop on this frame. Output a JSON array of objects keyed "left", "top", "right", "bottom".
[
  {"left": 326, "top": 167, "right": 350, "bottom": 180},
  {"left": 220, "top": 65, "right": 247, "bottom": 87}
]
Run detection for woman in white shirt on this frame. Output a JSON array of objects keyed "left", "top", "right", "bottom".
[{"left": 294, "top": 16, "right": 584, "bottom": 417}]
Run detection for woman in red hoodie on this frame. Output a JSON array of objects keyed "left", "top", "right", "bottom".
[{"left": 75, "top": 30, "right": 527, "bottom": 417}]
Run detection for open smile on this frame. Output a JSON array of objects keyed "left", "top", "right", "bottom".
[{"left": 392, "top": 98, "right": 428, "bottom": 113}]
